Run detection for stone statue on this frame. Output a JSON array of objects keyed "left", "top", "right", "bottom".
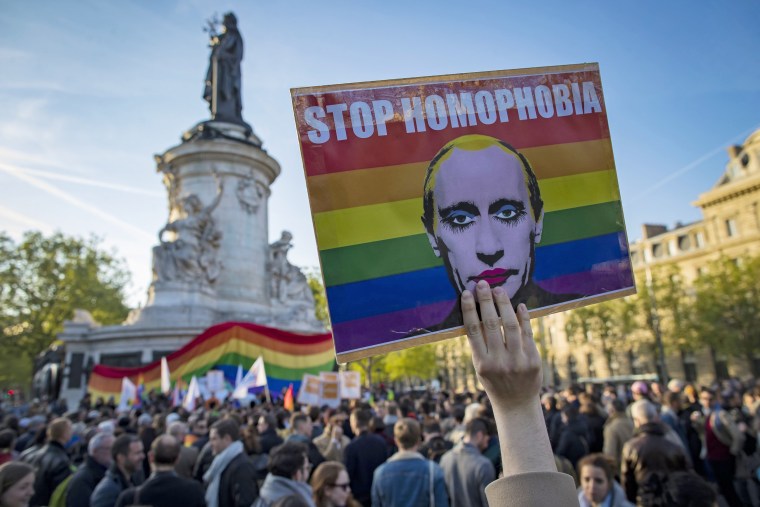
[
  {"left": 152, "top": 180, "right": 224, "bottom": 285},
  {"left": 203, "top": 12, "right": 245, "bottom": 125},
  {"left": 269, "top": 231, "right": 315, "bottom": 305}
]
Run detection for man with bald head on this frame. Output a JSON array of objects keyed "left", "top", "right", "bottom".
[
  {"left": 115, "top": 435, "right": 205, "bottom": 507},
  {"left": 620, "top": 400, "right": 689, "bottom": 504},
  {"left": 420, "top": 134, "right": 578, "bottom": 330}
]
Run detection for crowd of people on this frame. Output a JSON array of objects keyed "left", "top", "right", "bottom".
[{"left": 0, "top": 283, "right": 756, "bottom": 506}]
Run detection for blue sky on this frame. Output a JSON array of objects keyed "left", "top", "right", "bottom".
[{"left": 1, "top": 0, "right": 758, "bottom": 306}]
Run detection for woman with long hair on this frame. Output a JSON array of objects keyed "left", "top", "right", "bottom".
[
  {"left": 310, "top": 461, "right": 359, "bottom": 507},
  {"left": 577, "top": 454, "right": 632, "bottom": 507},
  {"left": 0, "top": 462, "right": 35, "bottom": 507}
]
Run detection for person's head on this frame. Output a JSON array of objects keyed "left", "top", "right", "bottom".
[
  {"left": 699, "top": 388, "right": 717, "bottom": 410},
  {"left": 167, "top": 421, "right": 188, "bottom": 443},
  {"left": 577, "top": 454, "right": 615, "bottom": 505},
  {"left": 421, "top": 134, "right": 544, "bottom": 299},
  {"left": 257, "top": 414, "right": 276, "bottom": 434},
  {"left": 210, "top": 419, "right": 239, "bottom": 456},
  {"left": 149, "top": 435, "right": 180, "bottom": 470},
  {"left": 422, "top": 420, "right": 442, "bottom": 441},
  {"left": 607, "top": 398, "right": 626, "bottom": 417},
  {"left": 222, "top": 12, "right": 238, "bottom": 32},
  {"left": 291, "top": 413, "right": 313, "bottom": 438},
  {"left": 541, "top": 393, "right": 556, "bottom": 412},
  {"left": 0, "top": 462, "right": 35, "bottom": 507},
  {"left": 0, "top": 430, "right": 16, "bottom": 453},
  {"left": 631, "top": 381, "right": 649, "bottom": 401},
  {"left": 311, "top": 461, "right": 353, "bottom": 507},
  {"left": 349, "top": 409, "right": 371, "bottom": 435},
  {"left": 112, "top": 434, "right": 144, "bottom": 475},
  {"left": 462, "top": 417, "right": 489, "bottom": 451},
  {"left": 193, "top": 417, "right": 209, "bottom": 436},
  {"left": 269, "top": 442, "right": 310, "bottom": 482},
  {"left": 87, "top": 432, "right": 115, "bottom": 467},
  {"left": 393, "top": 418, "right": 421, "bottom": 451},
  {"left": 630, "top": 399, "right": 658, "bottom": 428},
  {"left": 663, "top": 390, "right": 683, "bottom": 411},
  {"left": 47, "top": 417, "right": 72, "bottom": 446}
]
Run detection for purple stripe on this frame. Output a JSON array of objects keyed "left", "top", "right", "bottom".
[
  {"left": 332, "top": 299, "right": 458, "bottom": 353},
  {"left": 536, "top": 259, "right": 634, "bottom": 295}
]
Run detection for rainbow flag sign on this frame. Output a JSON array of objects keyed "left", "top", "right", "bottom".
[
  {"left": 292, "top": 63, "right": 635, "bottom": 362},
  {"left": 88, "top": 322, "right": 334, "bottom": 402}
]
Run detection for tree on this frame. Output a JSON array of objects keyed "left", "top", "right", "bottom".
[
  {"left": 383, "top": 344, "right": 439, "bottom": 387},
  {"left": 305, "top": 268, "right": 330, "bottom": 328},
  {"left": 0, "top": 231, "right": 131, "bottom": 365},
  {"left": 690, "top": 256, "right": 760, "bottom": 373}
]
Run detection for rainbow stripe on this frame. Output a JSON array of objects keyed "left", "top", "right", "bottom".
[
  {"left": 293, "top": 64, "right": 634, "bottom": 360},
  {"left": 88, "top": 322, "right": 334, "bottom": 401}
]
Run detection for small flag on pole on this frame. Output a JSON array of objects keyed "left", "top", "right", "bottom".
[
  {"left": 233, "top": 356, "right": 268, "bottom": 399},
  {"left": 183, "top": 376, "right": 201, "bottom": 412},
  {"left": 283, "top": 383, "right": 294, "bottom": 411},
  {"left": 161, "top": 357, "right": 171, "bottom": 395}
]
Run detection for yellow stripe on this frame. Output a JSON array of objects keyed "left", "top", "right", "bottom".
[
  {"left": 307, "top": 139, "right": 615, "bottom": 213},
  {"left": 174, "top": 338, "right": 335, "bottom": 377},
  {"left": 315, "top": 170, "right": 618, "bottom": 250}
]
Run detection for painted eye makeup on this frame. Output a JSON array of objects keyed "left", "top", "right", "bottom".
[
  {"left": 442, "top": 209, "right": 476, "bottom": 230},
  {"left": 491, "top": 201, "right": 526, "bottom": 224}
]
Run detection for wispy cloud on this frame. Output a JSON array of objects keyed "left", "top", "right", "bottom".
[
  {"left": 0, "top": 204, "right": 54, "bottom": 234},
  {"left": 3, "top": 164, "right": 163, "bottom": 197},
  {"left": 0, "top": 162, "right": 154, "bottom": 242}
]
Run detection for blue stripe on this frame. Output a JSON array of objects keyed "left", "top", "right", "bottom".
[
  {"left": 533, "top": 231, "right": 628, "bottom": 280},
  {"left": 327, "top": 231, "right": 628, "bottom": 324}
]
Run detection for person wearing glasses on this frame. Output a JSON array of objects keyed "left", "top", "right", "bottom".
[{"left": 310, "top": 462, "right": 360, "bottom": 507}]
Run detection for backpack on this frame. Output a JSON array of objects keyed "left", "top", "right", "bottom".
[{"left": 48, "top": 472, "right": 75, "bottom": 507}]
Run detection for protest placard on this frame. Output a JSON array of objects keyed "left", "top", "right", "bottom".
[
  {"left": 205, "top": 370, "right": 225, "bottom": 394},
  {"left": 320, "top": 378, "right": 341, "bottom": 408},
  {"left": 297, "top": 374, "right": 322, "bottom": 406},
  {"left": 292, "top": 63, "right": 635, "bottom": 362},
  {"left": 339, "top": 371, "right": 361, "bottom": 399}
]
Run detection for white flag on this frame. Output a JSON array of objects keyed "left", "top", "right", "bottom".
[
  {"left": 183, "top": 376, "right": 201, "bottom": 411},
  {"left": 233, "top": 356, "right": 267, "bottom": 399},
  {"left": 160, "top": 357, "right": 171, "bottom": 394},
  {"left": 117, "top": 377, "right": 137, "bottom": 412}
]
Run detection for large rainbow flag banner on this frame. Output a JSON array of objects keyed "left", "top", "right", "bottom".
[
  {"left": 292, "top": 63, "right": 635, "bottom": 362},
  {"left": 88, "top": 322, "right": 334, "bottom": 402}
]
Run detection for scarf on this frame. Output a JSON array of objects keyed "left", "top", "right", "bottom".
[{"left": 204, "top": 440, "right": 244, "bottom": 507}]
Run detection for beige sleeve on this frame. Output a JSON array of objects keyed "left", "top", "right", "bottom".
[{"left": 485, "top": 471, "right": 580, "bottom": 507}]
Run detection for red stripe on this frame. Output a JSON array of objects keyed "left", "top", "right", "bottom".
[
  {"left": 91, "top": 321, "right": 332, "bottom": 379},
  {"left": 295, "top": 71, "right": 609, "bottom": 175}
]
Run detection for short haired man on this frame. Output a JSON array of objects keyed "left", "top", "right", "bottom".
[
  {"left": 418, "top": 420, "right": 453, "bottom": 463},
  {"left": 371, "top": 418, "right": 449, "bottom": 507},
  {"left": 621, "top": 400, "right": 689, "bottom": 504},
  {"left": 65, "top": 432, "right": 114, "bottom": 507},
  {"left": 204, "top": 418, "right": 259, "bottom": 507},
  {"left": 256, "top": 441, "right": 316, "bottom": 507},
  {"left": 420, "top": 134, "right": 577, "bottom": 331},
  {"left": 91, "top": 434, "right": 145, "bottom": 507},
  {"left": 167, "top": 421, "right": 198, "bottom": 479},
  {"left": 286, "top": 413, "right": 325, "bottom": 472},
  {"left": 439, "top": 418, "right": 496, "bottom": 507},
  {"left": 115, "top": 435, "right": 205, "bottom": 507},
  {"left": 257, "top": 414, "right": 284, "bottom": 454},
  {"left": 343, "top": 408, "right": 388, "bottom": 507},
  {"left": 29, "top": 417, "right": 74, "bottom": 507}
]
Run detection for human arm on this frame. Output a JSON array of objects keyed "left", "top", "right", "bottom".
[
  {"left": 462, "top": 281, "right": 579, "bottom": 506},
  {"left": 433, "top": 464, "right": 449, "bottom": 507}
]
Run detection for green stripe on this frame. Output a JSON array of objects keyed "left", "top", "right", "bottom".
[
  {"left": 322, "top": 201, "right": 624, "bottom": 287},
  {"left": 180, "top": 353, "right": 335, "bottom": 382}
]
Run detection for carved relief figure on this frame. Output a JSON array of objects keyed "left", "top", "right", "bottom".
[{"left": 152, "top": 180, "right": 224, "bottom": 285}]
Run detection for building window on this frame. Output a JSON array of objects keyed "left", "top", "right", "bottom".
[
  {"left": 726, "top": 219, "right": 738, "bottom": 237},
  {"left": 631, "top": 251, "right": 639, "bottom": 265},
  {"left": 677, "top": 235, "right": 691, "bottom": 251},
  {"left": 715, "top": 359, "right": 729, "bottom": 380},
  {"left": 628, "top": 349, "right": 641, "bottom": 375},
  {"left": 741, "top": 153, "right": 750, "bottom": 167},
  {"left": 652, "top": 243, "right": 664, "bottom": 258},
  {"left": 568, "top": 356, "right": 578, "bottom": 383},
  {"left": 681, "top": 351, "right": 698, "bottom": 382},
  {"left": 695, "top": 232, "right": 705, "bottom": 248},
  {"left": 587, "top": 353, "right": 596, "bottom": 377}
]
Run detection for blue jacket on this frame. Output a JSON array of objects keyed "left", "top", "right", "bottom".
[{"left": 371, "top": 450, "right": 449, "bottom": 507}]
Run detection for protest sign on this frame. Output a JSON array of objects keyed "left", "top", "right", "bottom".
[
  {"left": 320, "top": 378, "right": 341, "bottom": 408},
  {"left": 339, "top": 371, "right": 361, "bottom": 399},
  {"left": 292, "top": 63, "right": 635, "bottom": 362},
  {"left": 205, "top": 370, "right": 225, "bottom": 395},
  {"left": 297, "top": 374, "right": 322, "bottom": 406},
  {"left": 319, "top": 371, "right": 339, "bottom": 383}
]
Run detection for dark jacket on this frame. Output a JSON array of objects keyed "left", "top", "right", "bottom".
[
  {"left": 29, "top": 441, "right": 73, "bottom": 507},
  {"left": 194, "top": 442, "right": 215, "bottom": 482},
  {"left": 259, "top": 427, "right": 284, "bottom": 455},
  {"left": 115, "top": 470, "right": 206, "bottom": 507},
  {"left": 91, "top": 464, "right": 143, "bottom": 507},
  {"left": 65, "top": 455, "right": 108, "bottom": 507},
  {"left": 217, "top": 452, "right": 260, "bottom": 507},
  {"left": 556, "top": 418, "right": 589, "bottom": 469},
  {"left": 621, "top": 422, "right": 689, "bottom": 504},
  {"left": 286, "top": 434, "right": 325, "bottom": 471},
  {"left": 344, "top": 431, "right": 388, "bottom": 507}
]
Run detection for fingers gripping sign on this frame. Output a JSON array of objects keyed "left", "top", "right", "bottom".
[{"left": 462, "top": 280, "right": 543, "bottom": 408}]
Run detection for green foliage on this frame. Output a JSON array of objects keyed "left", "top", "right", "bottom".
[
  {"left": 690, "top": 256, "right": 760, "bottom": 358},
  {"left": 383, "top": 344, "right": 439, "bottom": 383},
  {"left": 348, "top": 355, "right": 387, "bottom": 387},
  {"left": 305, "top": 268, "right": 330, "bottom": 328},
  {"left": 0, "top": 231, "right": 131, "bottom": 363}
]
